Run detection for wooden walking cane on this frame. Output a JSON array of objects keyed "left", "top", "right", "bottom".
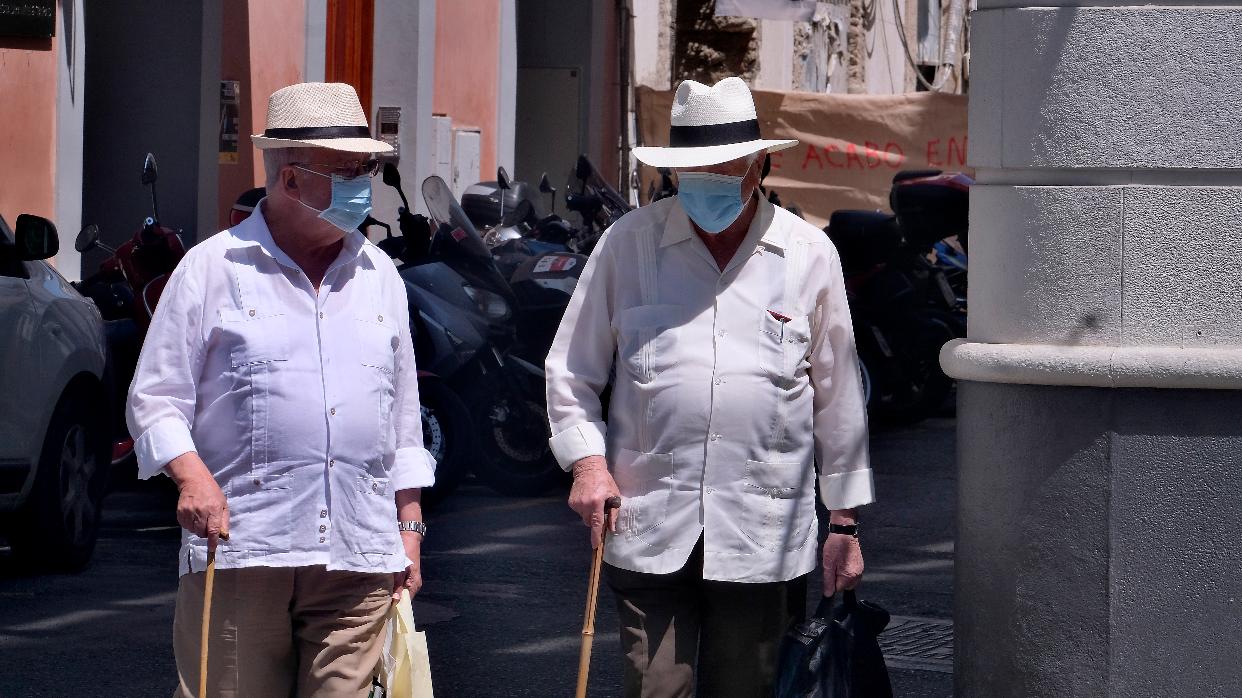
[
  {"left": 576, "top": 496, "right": 621, "bottom": 698},
  {"left": 199, "top": 529, "right": 229, "bottom": 698}
]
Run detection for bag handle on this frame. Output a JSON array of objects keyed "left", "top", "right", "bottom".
[{"left": 813, "top": 589, "right": 860, "bottom": 619}]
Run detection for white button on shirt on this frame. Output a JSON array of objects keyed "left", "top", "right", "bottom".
[
  {"left": 545, "top": 196, "right": 874, "bottom": 583},
  {"left": 126, "top": 202, "right": 435, "bottom": 577}
]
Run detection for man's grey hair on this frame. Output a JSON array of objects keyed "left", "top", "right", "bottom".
[{"left": 262, "top": 147, "right": 318, "bottom": 190}]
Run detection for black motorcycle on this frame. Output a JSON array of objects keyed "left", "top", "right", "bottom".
[
  {"left": 826, "top": 170, "right": 970, "bottom": 425},
  {"left": 372, "top": 165, "right": 585, "bottom": 496}
]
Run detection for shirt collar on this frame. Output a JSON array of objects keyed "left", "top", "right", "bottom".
[
  {"left": 661, "top": 194, "right": 787, "bottom": 254},
  {"left": 232, "top": 198, "right": 369, "bottom": 272}
]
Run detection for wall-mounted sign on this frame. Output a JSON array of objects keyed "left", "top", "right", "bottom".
[
  {"left": 376, "top": 106, "right": 401, "bottom": 160},
  {"left": 0, "top": 0, "right": 55, "bottom": 38},
  {"left": 219, "top": 81, "right": 240, "bottom": 165}
]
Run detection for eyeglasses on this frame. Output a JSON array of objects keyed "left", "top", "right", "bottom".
[{"left": 291, "top": 159, "right": 381, "bottom": 179}]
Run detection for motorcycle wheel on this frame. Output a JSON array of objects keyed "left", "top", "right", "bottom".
[
  {"left": 873, "top": 313, "right": 958, "bottom": 425},
  {"left": 417, "top": 379, "right": 470, "bottom": 509},
  {"left": 471, "top": 396, "right": 567, "bottom": 497}
]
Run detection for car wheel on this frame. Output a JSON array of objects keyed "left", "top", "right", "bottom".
[{"left": 9, "top": 390, "right": 110, "bottom": 571}]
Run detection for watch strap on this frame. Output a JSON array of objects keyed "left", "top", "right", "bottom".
[
  {"left": 398, "top": 520, "right": 427, "bottom": 536},
  {"left": 828, "top": 523, "right": 859, "bottom": 538}
]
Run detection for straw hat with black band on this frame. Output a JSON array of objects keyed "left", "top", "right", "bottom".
[
  {"left": 632, "top": 77, "right": 797, "bottom": 169},
  {"left": 252, "top": 82, "right": 392, "bottom": 154}
]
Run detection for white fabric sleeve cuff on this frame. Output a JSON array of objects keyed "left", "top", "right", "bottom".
[
  {"left": 392, "top": 446, "right": 437, "bottom": 490},
  {"left": 134, "top": 418, "right": 197, "bottom": 480},
  {"left": 818, "top": 468, "right": 876, "bottom": 510},
  {"left": 548, "top": 421, "right": 608, "bottom": 471}
]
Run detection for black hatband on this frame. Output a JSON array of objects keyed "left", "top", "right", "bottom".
[
  {"left": 263, "top": 125, "right": 372, "bottom": 140},
  {"left": 668, "top": 119, "right": 762, "bottom": 148}
]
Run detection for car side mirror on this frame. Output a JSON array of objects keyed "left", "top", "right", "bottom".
[
  {"left": 15, "top": 214, "right": 59, "bottom": 261},
  {"left": 141, "top": 152, "right": 158, "bottom": 185},
  {"left": 497, "top": 166, "right": 511, "bottom": 190},
  {"left": 74, "top": 224, "right": 101, "bottom": 253}
]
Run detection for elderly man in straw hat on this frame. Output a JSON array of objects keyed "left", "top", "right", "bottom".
[
  {"left": 546, "top": 76, "right": 874, "bottom": 695},
  {"left": 127, "top": 82, "right": 434, "bottom": 696}
]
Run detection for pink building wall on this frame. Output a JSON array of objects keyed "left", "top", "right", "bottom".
[
  {"left": 434, "top": 0, "right": 501, "bottom": 177},
  {"left": 0, "top": 36, "right": 57, "bottom": 229},
  {"left": 217, "top": 0, "right": 306, "bottom": 229}
]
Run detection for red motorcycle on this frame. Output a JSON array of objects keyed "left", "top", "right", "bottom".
[{"left": 74, "top": 153, "right": 187, "bottom": 464}]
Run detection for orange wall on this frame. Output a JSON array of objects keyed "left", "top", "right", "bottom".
[
  {"left": 217, "top": 0, "right": 306, "bottom": 229},
  {"left": 247, "top": 0, "right": 306, "bottom": 185},
  {"left": 434, "top": 0, "right": 500, "bottom": 176},
  {"left": 0, "top": 36, "right": 57, "bottom": 228}
]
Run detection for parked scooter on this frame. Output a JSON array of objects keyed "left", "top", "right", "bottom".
[
  {"left": 825, "top": 170, "right": 970, "bottom": 424},
  {"left": 372, "top": 165, "right": 584, "bottom": 496},
  {"left": 73, "top": 153, "right": 187, "bottom": 464}
]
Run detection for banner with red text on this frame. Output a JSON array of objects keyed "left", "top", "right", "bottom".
[{"left": 636, "top": 87, "right": 970, "bottom": 228}]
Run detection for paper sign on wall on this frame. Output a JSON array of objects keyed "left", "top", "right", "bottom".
[{"left": 219, "top": 81, "right": 240, "bottom": 165}]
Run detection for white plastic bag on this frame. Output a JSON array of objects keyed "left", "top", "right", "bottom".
[{"left": 373, "top": 590, "right": 434, "bottom": 698}]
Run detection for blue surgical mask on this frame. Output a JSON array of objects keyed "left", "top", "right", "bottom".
[
  {"left": 295, "top": 167, "right": 373, "bottom": 233},
  {"left": 676, "top": 171, "right": 750, "bottom": 234}
]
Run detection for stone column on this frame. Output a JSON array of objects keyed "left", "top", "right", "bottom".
[{"left": 942, "top": 8, "right": 1242, "bottom": 696}]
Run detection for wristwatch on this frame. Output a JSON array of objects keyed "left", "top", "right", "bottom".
[
  {"left": 828, "top": 522, "right": 860, "bottom": 538},
  {"left": 398, "top": 520, "right": 428, "bottom": 537}
]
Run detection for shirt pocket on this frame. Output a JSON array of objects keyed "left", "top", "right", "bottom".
[
  {"left": 221, "top": 309, "right": 291, "bottom": 474},
  {"left": 757, "top": 311, "right": 812, "bottom": 387},
  {"left": 353, "top": 315, "right": 399, "bottom": 468},
  {"left": 337, "top": 474, "right": 397, "bottom": 556},
  {"left": 221, "top": 472, "right": 293, "bottom": 552},
  {"left": 741, "top": 459, "right": 815, "bottom": 551},
  {"left": 611, "top": 447, "right": 674, "bottom": 540},
  {"left": 614, "top": 305, "right": 684, "bottom": 384}
]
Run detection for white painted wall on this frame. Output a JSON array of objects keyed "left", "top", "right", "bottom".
[
  {"left": 372, "top": 0, "right": 436, "bottom": 218},
  {"left": 431, "top": 115, "right": 453, "bottom": 185},
  {"left": 865, "top": 0, "right": 910, "bottom": 94},
  {"left": 631, "top": 0, "right": 667, "bottom": 89},
  {"left": 54, "top": 0, "right": 86, "bottom": 278},
  {"left": 452, "top": 129, "right": 481, "bottom": 200},
  {"left": 496, "top": 0, "right": 517, "bottom": 175},
  {"left": 755, "top": 19, "right": 794, "bottom": 91},
  {"left": 304, "top": 0, "right": 326, "bottom": 83}
]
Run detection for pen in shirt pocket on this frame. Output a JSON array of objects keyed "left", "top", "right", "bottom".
[{"left": 769, "top": 310, "right": 792, "bottom": 342}]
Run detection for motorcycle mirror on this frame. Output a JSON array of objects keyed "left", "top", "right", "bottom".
[
  {"left": 497, "top": 166, "right": 511, "bottom": 190},
  {"left": 539, "top": 173, "right": 555, "bottom": 194},
  {"left": 382, "top": 162, "right": 412, "bottom": 211},
  {"left": 382, "top": 162, "right": 402, "bottom": 188},
  {"left": 141, "top": 152, "right": 158, "bottom": 185},
  {"left": 74, "top": 223, "right": 101, "bottom": 253},
  {"left": 575, "top": 155, "right": 592, "bottom": 182}
]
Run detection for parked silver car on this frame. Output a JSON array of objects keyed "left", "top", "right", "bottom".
[{"left": 0, "top": 214, "right": 110, "bottom": 570}]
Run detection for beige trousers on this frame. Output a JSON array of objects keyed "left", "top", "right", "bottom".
[{"left": 172, "top": 565, "right": 393, "bottom": 698}]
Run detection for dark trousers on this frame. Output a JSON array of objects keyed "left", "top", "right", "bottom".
[{"left": 605, "top": 537, "right": 808, "bottom": 698}]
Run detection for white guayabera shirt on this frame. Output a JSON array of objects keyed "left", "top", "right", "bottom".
[
  {"left": 127, "top": 202, "right": 434, "bottom": 577},
  {"left": 546, "top": 195, "right": 874, "bottom": 583}
]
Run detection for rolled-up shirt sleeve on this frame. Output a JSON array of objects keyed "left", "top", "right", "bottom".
[
  {"left": 389, "top": 268, "right": 436, "bottom": 491},
  {"left": 809, "top": 245, "right": 875, "bottom": 510},
  {"left": 126, "top": 256, "right": 206, "bottom": 480},
  {"left": 545, "top": 232, "right": 617, "bottom": 470}
]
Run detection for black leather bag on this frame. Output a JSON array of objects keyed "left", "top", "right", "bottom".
[{"left": 773, "top": 591, "right": 894, "bottom": 698}]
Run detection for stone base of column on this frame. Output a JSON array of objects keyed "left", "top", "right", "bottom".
[{"left": 955, "top": 381, "right": 1242, "bottom": 696}]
